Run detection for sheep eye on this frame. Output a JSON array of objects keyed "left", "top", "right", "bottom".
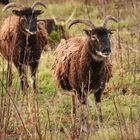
[
  {"left": 91, "top": 34, "right": 98, "bottom": 40},
  {"left": 108, "top": 29, "right": 116, "bottom": 35},
  {"left": 108, "top": 33, "right": 111, "bottom": 37}
]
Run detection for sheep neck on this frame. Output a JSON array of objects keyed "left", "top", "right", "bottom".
[
  {"left": 79, "top": 39, "right": 106, "bottom": 91},
  {"left": 81, "top": 38, "right": 105, "bottom": 74}
]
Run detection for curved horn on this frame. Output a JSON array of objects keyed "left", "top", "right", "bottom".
[
  {"left": 52, "top": 15, "right": 58, "bottom": 24},
  {"left": 67, "top": 19, "right": 95, "bottom": 29},
  {"left": 65, "top": 7, "right": 76, "bottom": 25},
  {"left": 31, "top": 1, "right": 47, "bottom": 10},
  {"left": 2, "top": 2, "right": 24, "bottom": 12},
  {"left": 103, "top": 15, "right": 119, "bottom": 27}
]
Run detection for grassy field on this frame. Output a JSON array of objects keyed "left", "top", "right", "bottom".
[{"left": 0, "top": 0, "right": 140, "bottom": 140}]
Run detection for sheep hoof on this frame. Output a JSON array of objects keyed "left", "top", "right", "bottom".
[
  {"left": 33, "top": 89, "right": 38, "bottom": 95},
  {"left": 98, "top": 123, "right": 103, "bottom": 129},
  {"left": 25, "top": 83, "right": 29, "bottom": 89},
  {"left": 80, "top": 124, "right": 88, "bottom": 133},
  {"left": 71, "top": 126, "right": 79, "bottom": 139}
]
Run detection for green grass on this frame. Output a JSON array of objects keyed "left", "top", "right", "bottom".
[{"left": 0, "top": 51, "right": 139, "bottom": 139}]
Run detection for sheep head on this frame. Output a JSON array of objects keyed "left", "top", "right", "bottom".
[
  {"left": 2, "top": 2, "right": 47, "bottom": 35},
  {"left": 68, "top": 15, "right": 118, "bottom": 61}
]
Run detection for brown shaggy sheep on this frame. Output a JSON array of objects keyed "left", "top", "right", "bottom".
[
  {"left": 0, "top": 2, "right": 48, "bottom": 93},
  {"left": 52, "top": 16, "right": 118, "bottom": 132}
]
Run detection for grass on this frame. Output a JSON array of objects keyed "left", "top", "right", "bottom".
[
  {"left": 0, "top": 0, "right": 140, "bottom": 139},
  {"left": 0, "top": 51, "right": 139, "bottom": 139}
]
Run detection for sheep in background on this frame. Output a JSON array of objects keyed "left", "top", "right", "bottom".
[
  {"left": 0, "top": 2, "right": 48, "bottom": 93},
  {"left": 38, "top": 8, "right": 76, "bottom": 50},
  {"left": 38, "top": 18, "right": 68, "bottom": 51},
  {"left": 52, "top": 15, "right": 118, "bottom": 132}
]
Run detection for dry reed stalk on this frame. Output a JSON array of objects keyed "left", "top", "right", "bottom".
[
  {"left": 47, "top": 107, "right": 53, "bottom": 140},
  {"left": 112, "top": 96, "right": 124, "bottom": 140}
]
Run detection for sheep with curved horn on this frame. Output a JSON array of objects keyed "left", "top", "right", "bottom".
[
  {"left": 0, "top": 2, "right": 48, "bottom": 94},
  {"left": 52, "top": 15, "right": 118, "bottom": 132}
]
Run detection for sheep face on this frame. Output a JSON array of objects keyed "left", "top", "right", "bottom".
[
  {"left": 84, "top": 27, "right": 112, "bottom": 61},
  {"left": 67, "top": 16, "right": 118, "bottom": 62},
  {"left": 12, "top": 7, "right": 44, "bottom": 35}
]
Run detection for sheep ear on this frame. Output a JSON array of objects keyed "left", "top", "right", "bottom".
[
  {"left": 83, "top": 29, "right": 91, "bottom": 36},
  {"left": 12, "top": 10, "right": 21, "bottom": 16},
  {"left": 34, "top": 10, "right": 44, "bottom": 16},
  {"left": 108, "top": 29, "right": 116, "bottom": 34}
]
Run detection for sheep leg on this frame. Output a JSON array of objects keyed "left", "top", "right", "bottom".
[
  {"left": 30, "top": 62, "right": 38, "bottom": 94},
  {"left": 79, "top": 95, "right": 88, "bottom": 132},
  {"left": 18, "top": 64, "right": 29, "bottom": 93},
  {"left": 71, "top": 94, "right": 76, "bottom": 126},
  {"left": 94, "top": 90, "right": 103, "bottom": 128},
  {"left": 71, "top": 94, "right": 79, "bottom": 138},
  {"left": 18, "top": 48, "right": 29, "bottom": 93},
  {"left": 7, "top": 61, "right": 12, "bottom": 87}
]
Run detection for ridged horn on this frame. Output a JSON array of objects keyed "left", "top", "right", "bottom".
[
  {"left": 67, "top": 19, "right": 95, "bottom": 29},
  {"left": 103, "top": 15, "right": 119, "bottom": 27},
  {"left": 31, "top": 1, "right": 47, "bottom": 10},
  {"left": 65, "top": 7, "right": 76, "bottom": 25},
  {"left": 2, "top": 2, "right": 24, "bottom": 12}
]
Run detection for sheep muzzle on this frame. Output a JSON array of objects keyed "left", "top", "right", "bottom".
[
  {"left": 27, "top": 18, "right": 37, "bottom": 35},
  {"left": 20, "top": 17, "right": 37, "bottom": 35},
  {"left": 95, "top": 50, "right": 110, "bottom": 58}
]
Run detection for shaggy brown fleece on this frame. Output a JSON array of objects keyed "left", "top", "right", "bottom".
[
  {"left": 52, "top": 36, "right": 112, "bottom": 95},
  {"left": 0, "top": 15, "right": 48, "bottom": 67}
]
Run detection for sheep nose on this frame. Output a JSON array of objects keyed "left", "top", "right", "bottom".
[
  {"left": 29, "top": 18, "right": 37, "bottom": 33},
  {"left": 102, "top": 48, "right": 111, "bottom": 55}
]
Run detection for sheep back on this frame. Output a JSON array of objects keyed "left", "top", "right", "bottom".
[
  {"left": 37, "top": 21, "right": 48, "bottom": 50},
  {"left": 0, "top": 16, "right": 20, "bottom": 61}
]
